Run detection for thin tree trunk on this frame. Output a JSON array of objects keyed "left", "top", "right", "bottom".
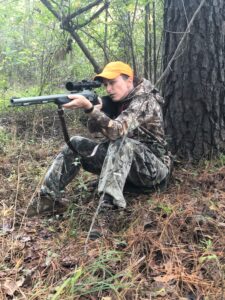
[
  {"left": 144, "top": 3, "right": 150, "bottom": 79},
  {"left": 69, "top": 30, "right": 101, "bottom": 73},
  {"left": 149, "top": 3, "right": 152, "bottom": 82},
  {"left": 153, "top": 0, "right": 157, "bottom": 83},
  {"left": 128, "top": 14, "right": 136, "bottom": 75},
  {"left": 104, "top": 5, "right": 109, "bottom": 64}
]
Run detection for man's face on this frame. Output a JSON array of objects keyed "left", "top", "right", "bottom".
[{"left": 103, "top": 75, "right": 134, "bottom": 102}]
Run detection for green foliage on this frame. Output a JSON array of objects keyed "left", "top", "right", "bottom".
[
  {"left": 51, "top": 250, "right": 132, "bottom": 299},
  {"left": 215, "top": 153, "right": 225, "bottom": 168},
  {"left": 158, "top": 203, "right": 173, "bottom": 215},
  {"left": 51, "top": 268, "right": 83, "bottom": 300},
  {"left": 199, "top": 254, "right": 218, "bottom": 264},
  {"left": 0, "top": 0, "right": 89, "bottom": 92},
  {"left": 199, "top": 239, "right": 218, "bottom": 264},
  {"left": 0, "top": 0, "right": 164, "bottom": 96},
  {"left": 0, "top": 129, "right": 11, "bottom": 149}
]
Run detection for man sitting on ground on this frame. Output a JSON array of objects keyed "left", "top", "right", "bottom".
[{"left": 27, "top": 61, "right": 172, "bottom": 239}]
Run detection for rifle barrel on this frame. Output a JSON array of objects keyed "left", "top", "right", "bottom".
[
  {"left": 11, "top": 90, "right": 98, "bottom": 107},
  {"left": 10, "top": 94, "right": 69, "bottom": 106}
]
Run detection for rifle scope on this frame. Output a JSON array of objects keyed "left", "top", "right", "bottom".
[{"left": 65, "top": 79, "right": 101, "bottom": 91}]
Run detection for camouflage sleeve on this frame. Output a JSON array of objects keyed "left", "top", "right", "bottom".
[{"left": 87, "top": 93, "right": 161, "bottom": 140}]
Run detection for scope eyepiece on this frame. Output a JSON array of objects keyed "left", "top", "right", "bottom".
[{"left": 65, "top": 79, "right": 101, "bottom": 91}]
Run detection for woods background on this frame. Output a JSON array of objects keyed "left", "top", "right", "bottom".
[
  {"left": 1, "top": 0, "right": 225, "bottom": 161},
  {"left": 0, "top": 1, "right": 225, "bottom": 299}
]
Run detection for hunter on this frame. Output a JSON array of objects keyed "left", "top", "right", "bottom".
[{"left": 27, "top": 61, "right": 172, "bottom": 239}]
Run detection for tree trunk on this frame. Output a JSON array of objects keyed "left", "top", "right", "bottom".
[
  {"left": 152, "top": 0, "right": 157, "bottom": 83},
  {"left": 162, "top": 0, "right": 225, "bottom": 161},
  {"left": 104, "top": 6, "right": 109, "bottom": 64},
  {"left": 128, "top": 2, "right": 138, "bottom": 76},
  {"left": 144, "top": 3, "right": 150, "bottom": 79},
  {"left": 67, "top": 30, "right": 101, "bottom": 73}
]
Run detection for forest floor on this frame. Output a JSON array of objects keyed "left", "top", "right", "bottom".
[{"left": 0, "top": 108, "right": 225, "bottom": 300}]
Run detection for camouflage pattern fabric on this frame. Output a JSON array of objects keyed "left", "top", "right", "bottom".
[
  {"left": 98, "top": 137, "right": 168, "bottom": 208},
  {"left": 88, "top": 79, "right": 171, "bottom": 168},
  {"left": 41, "top": 136, "right": 107, "bottom": 199},
  {"left": 41, "top": 79, "right": 171, "bottom": 207}
]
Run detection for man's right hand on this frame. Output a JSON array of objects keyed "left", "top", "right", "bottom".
[{"left": 63, "top": 94, "right": 92, "bottom": 110}]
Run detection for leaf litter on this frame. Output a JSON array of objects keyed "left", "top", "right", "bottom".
[{"left": 0, "top": 110, "right": 224, "bottom": 299}]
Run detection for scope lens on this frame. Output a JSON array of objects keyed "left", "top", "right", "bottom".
[{"left": 65, "top": 82, "right": 74, "bottom": 91}]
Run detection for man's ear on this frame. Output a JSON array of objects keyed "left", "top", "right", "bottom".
[{"left": 128, "top": 77, "right": 134, "bottom": 86}]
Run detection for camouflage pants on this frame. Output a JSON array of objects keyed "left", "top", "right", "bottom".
[{"left": 41, "top": 136, "right": 169, "bottom": 208}]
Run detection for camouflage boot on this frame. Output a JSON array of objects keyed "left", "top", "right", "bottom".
[
  {"left": 25, "top": 191, "right": 68, "bottom": 217},
  {"left": 89, "top": 194, "right": 116, "bottom": 240}
]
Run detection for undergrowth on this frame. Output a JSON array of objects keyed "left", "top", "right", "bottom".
[{"left": 0, "top": 108, "right": 224, "bottom": 299}]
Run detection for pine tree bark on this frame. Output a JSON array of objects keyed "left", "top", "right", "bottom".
[{"left": 162, "top": 0, "right": 225, "bottom": 161}]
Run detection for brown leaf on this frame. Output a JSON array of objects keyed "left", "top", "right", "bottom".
[
  {"left": 154, "top": 274, "right": 176, "bottom": 283},
  {"left": 3, "top": 279, "right": 18, "bottom": 296},
  {"left": 2, "top": 277, "right": 25, "bottom": 296}
]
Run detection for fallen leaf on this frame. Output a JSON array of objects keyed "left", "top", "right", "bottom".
[
  {"left": 150, "top": 287, "right": 167, "bottom": 297},
  {"left": 3, "top": 279, "right": 18, "bottom": 296},
  {"left": 2, "top": 277, "right": 25, "bottom": 296},
  {"left": 154, "top": 274, "right": 176, "bottom": 283}
]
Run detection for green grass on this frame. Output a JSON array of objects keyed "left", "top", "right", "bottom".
[
  {"left": 0, "top": 128, "right": 12, "bottom": 152},
  {"left": 51, "top": 250, "right": 132, "bottom": 299}
]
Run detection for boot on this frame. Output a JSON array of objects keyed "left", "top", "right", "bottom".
[
  {"left": 24, "top": 192, "right": 68, "bottom": 217},
  {"left": 89, "top": 194, "right": 116, "bottom": 240}
]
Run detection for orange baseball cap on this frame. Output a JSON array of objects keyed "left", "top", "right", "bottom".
[{"left": 94, "top": 61, "right": 133, "bottom": 80}]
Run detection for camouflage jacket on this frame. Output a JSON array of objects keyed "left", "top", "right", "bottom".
[{"left": 87, "top": 79, "right": 171, "bottom": 167}]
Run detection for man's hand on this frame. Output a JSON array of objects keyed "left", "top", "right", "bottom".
[{"left": 63, "top": 94, "right": 93, "bottom": 110}]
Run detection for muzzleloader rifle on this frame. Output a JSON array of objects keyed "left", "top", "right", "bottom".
[{"left": 10, "top": 80, "right": 102, "bottom": 152}]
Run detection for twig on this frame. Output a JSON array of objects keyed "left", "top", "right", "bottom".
[
  {"left": 17, "top": 162, "right": 53, "bottom": 232},
  {"left": 84, "top": 191, "right": 104, "bottom": 254},
  {"left": 12, "top": 142, "right": 24, "bottom": 231},
  {"left": 181, "top": 0, "right": 189, "bottom": 26}
]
